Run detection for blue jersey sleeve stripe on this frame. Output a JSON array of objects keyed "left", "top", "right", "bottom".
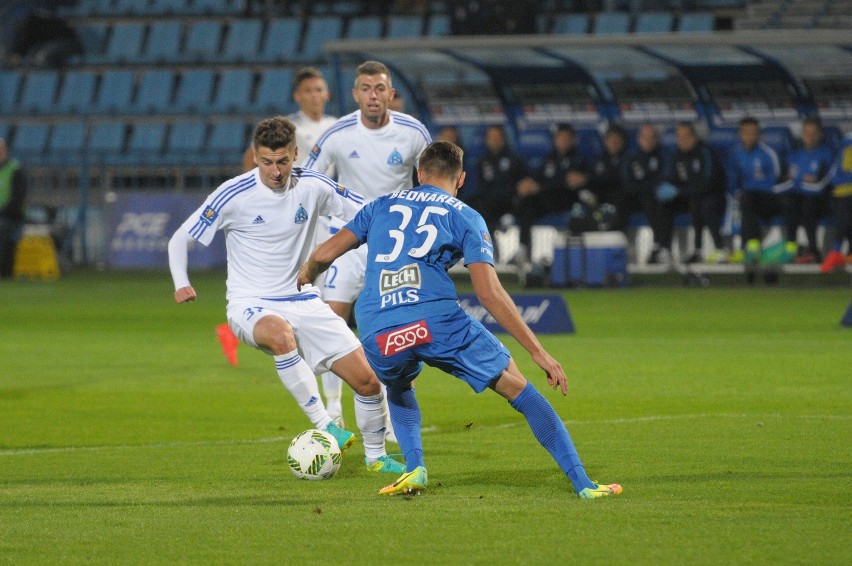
[
  {"left": 209, "top": 175, "right": 255, "bottom": 210},
  {"left": 392, "top": 113, "right": 432, "bottom": 141},
  {"left": 312, "top": 115, "right": 358, "bottom": 148}
]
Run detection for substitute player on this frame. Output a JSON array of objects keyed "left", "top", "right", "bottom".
[
  {"left": 304, "top": 61, "right": 432, "bottom": 437},
  {"left": 168, "top": 116, "right": 404, "bottom": 474},
  {"left": 298, "top": 141, "right": 622, "bottom": 498}
]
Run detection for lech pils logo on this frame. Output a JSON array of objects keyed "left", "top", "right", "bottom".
[{"left": 379, "top": 263, "right": 421, "bottom": 295}]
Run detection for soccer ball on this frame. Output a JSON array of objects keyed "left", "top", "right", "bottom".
[{"left": 287, "top": 429, "right": 341, "bottom": 480}]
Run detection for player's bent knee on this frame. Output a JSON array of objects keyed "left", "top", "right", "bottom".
[
  {"left": 491, "top": 360, "right": 528, "bottom": 402},
  {"left": 253, "top": 315, "right": 297, "bottom": 355}
]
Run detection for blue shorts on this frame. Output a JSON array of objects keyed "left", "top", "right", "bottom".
[{"left": 361, "top": 309, "right": 511, "bottom": 393}]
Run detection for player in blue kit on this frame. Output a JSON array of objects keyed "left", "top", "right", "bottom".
[{"left": 298, "top": 141, "right": 622, "bottom": 499}]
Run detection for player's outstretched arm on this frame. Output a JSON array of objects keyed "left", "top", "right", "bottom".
[
  {"left": 469, "top": 262, "right": 568, "bottom": 395},
  {"left": 297, "top": 228, "right": 360, "bottom": 290},
  {"left": 168, "top": 229, "right": 196, "bottom": 303}
]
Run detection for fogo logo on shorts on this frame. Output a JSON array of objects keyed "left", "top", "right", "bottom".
[{"left": 376, "top": 320, "right": 432, "bottom": 356}]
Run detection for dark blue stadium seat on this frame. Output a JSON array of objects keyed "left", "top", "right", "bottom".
[
  {"left": 56, "top": 71, "right": 98, "bottom": 114},
  {"left": 87, "top": 121, "right": 127, "bottom": 164},
  {"left": 47, "top": 122, "right": 87, "bottom": 165},
  {"left": 253, "top": 69, "right": 294, "bottom": 114},
  {"left": 191, "top": 0, "right": 245, "bottom": 15},
  {"left": 221, "top": 20, "right": 264, "bottom": 63},
  {"left": 257, "top": 18, "right": 302, "bottom": 63},
  {"left": 0, "top": 124, "right": 8, "bottom": 144},
  {"left": 11, "top": 123, "right": 50, "bottom": 156},
  {"left": 211, "top": 69, "right": 254, "bottom": 114},
  {"left": 173, "top": 69, "right": 215, "bottom": 113},
  {"left": 98, "top": 23, "right": 146, "bottom": 63},
  {"left": 635, "top": 13, "right": 673, "bottom": 34},
  {"left": 594, "top": 13, "right": 631, "bottom": 34},
  {"left": 182, "top": 21, "right": 223, "bottom": 62},
  {"left": 140, "top": 21, "right": 183, "bottom": 63},
  {"left": 387, "top": 15, "right": 423, "bottom": 38},
  {"left": 762, "top": 126, "right": 793, "bottom": 161},
  {"left": 678, "top": 13, "right": 715, "bottom": 32},
  {"left": 552, "top": 14, "right": 589, "bottom": 34},
  {"left": 73, "top": 22, "right": 109, "bottom": 59},
  {"left": 93, "top": 71, "right": 136, "bottom": 114},
  {"left": 0, "top": 70, "right": 22, "bottom": 113},
  {"left": 19, "top": 71, "right": 60, "bottom": 114},
  {"left": 150, "top": 0, "right": 191, "bottom": 15},
  {"left": 133, "top": 70, "right": 176, "bottom": 113},
  {"left": 346, "top": 16, "right": 383, "bottom": 39},
  {"left": 708, "top": 127, "right": 739, "bottom": 162},
  {"left": 517, "top": 129, "right": 552, "bottom": 171},
  {"left": 299, "top": 16, "right": 343, "bottom": 61},
  {"left": 126, "top": 122, "right": 169, "bottom": 162},
  {"left": 207, "top": 120, "right": 250, "bottom": 164},
  {"left": 576, "top": 128, "right": 604, "bottom": 162},
  {"left": 426, "top": 14, "right": 450, "bottom": 36},
  {"left": 112, "top": 0, "right": 152, "bottom": 16},
  {"left": 165, "top": 120, "right": 207, "bottom": 165}
]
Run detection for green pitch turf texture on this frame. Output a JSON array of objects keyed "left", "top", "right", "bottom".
[{"left": 1, "top": 271, "right": 849, "bottom": 565}]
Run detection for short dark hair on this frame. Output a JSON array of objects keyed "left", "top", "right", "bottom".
[
  {"left": 253, "top": 116, "right": 296, "bottom": 151},
  {"left": 676, "top": 121, "right": 697, "bottom": 135},
  {"left": 802, "top": 115, "right": 823, "bottom": 131},
  {"left": 355, "top": 60, "right": 392, "bottom": 87},
  {"left": 739, "top": 117, "right": 760, "bottom": 129},
  {"left": 554, "top": 123, "right": 575, "bottom": 136},
  {"left": 419, "top": 141, "right": 464, "bottom": 180},
  {"left": 293, "top": 67, "right": 325, "bottom": 89},
  {"left": 605, "top": 123, "right": 627, "bottom": 140}
]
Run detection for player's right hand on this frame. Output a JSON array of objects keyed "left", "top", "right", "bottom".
[
  {"left": 532, "top": 351, "right": 568, "bottom": 396},
  {"left": 174, "top": 286, "right": 197, "bottom": 303}
]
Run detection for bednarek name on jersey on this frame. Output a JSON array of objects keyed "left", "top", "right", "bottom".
[{"left": 345, "top": 184, "right": 494, "bottom": 337}]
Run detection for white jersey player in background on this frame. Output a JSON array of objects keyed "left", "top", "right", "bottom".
[
  {"left": 304, "top": 61, "right": 432, "bottom": 441},
  {"left": 168, "top": 116, "right": 405, "bottom": 474},
  {"left": 242, "top": 67, "right": 337, "bottom": 171}
]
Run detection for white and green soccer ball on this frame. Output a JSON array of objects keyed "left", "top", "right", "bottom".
[{"left": 287, "top": 429, "right": 341, "bottom": 480}]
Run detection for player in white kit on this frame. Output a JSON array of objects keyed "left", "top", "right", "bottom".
[
  {"left": 304, "top": 61, "right": 432, "bottom": 439},
  {"left": 236, "top": 68, "right": 347, "bottom": 425},
  {"left": 168, "top": 116, "right": 405, "bottom": 474}
]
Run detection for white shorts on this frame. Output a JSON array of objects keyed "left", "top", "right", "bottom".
[
  {"left": 226, "top": 296, "right": 360, "bottom": 373},
  {"left": 320, "top": 243, "right": 368, "bottom": 304}
]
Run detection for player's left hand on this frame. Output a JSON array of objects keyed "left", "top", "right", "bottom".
[
  {"left": 296, "top": 263, "right": 312, "bottom": 291},
  {"left": 532, "top": 351, "right": 568, "bottom": 396}
]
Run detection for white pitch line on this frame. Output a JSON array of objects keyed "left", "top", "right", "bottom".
[{"left": 1, "top": 413, "right": 848, "bottom": 457}]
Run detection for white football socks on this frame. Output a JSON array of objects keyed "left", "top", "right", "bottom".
[
  {"left": 274, "top": 351, "right": 331, "bottom": 430},
  {"left": 320, "top": 371, "right": 344, "bottom": 422},
  {"left": 354, "top": 391, "right": 387, "bottom": 460}
]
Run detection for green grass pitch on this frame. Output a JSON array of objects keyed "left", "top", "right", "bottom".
[{"left": 1, "top": 271, "right": 850, "bottom": 564}]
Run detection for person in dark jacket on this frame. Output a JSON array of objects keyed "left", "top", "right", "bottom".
[
  {"left": 468, "top": 125, "right": 532, "bottom": 242},
  {"left": 514, "top": 124, "right": 588, "bottom": 262},
  {"left": 623, "top": 124, "right": 671, "bottom": 264},
  {"left": 668, "top": 122, "right": 728, "bottom": 263}
]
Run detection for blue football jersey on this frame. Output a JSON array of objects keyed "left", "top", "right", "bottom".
[{"left": 345, "top": 184, "right": 495, "bottom": 336}]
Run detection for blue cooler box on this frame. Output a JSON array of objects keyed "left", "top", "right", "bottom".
[{"left": 582, "top": 231, "right": 628, "bottom": 287}]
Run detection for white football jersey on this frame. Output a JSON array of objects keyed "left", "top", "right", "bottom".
[
  {"left": 304, "top": 110, "right": 432, "bottom": 202},
  {"left": 179, "top": 168, "right": 364, "bottom": 301},
  {"left": 288, "top": 110, "right": 337, "bottom": 166}
]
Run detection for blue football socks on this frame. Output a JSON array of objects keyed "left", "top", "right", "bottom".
[
  {"left": 510, "top": 382, "right": 595, "bottom": 492},
  {"left": 386, "top": 386, "right": 424, "bottom": 472}
]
